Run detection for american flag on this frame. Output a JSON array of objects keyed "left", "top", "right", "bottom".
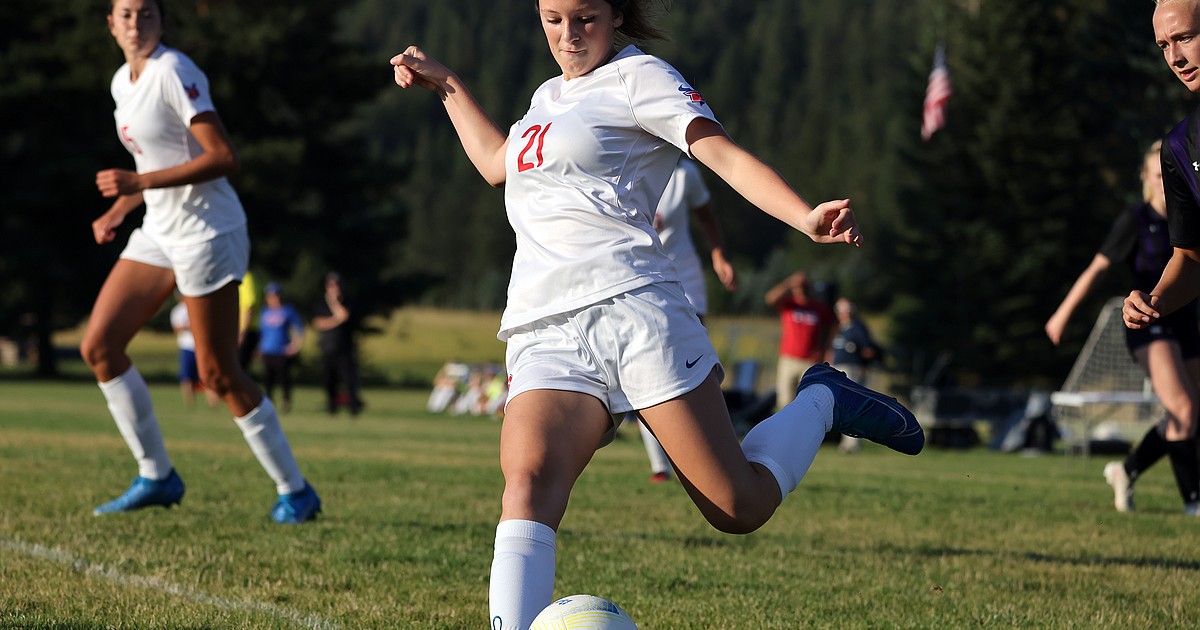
[{"left": 921, "top": 42, "right": 952, "bottom": 141}]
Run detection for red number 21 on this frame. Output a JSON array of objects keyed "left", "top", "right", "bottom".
[{"left": 517, "top": 122, "right": 552, "bottom": 172}]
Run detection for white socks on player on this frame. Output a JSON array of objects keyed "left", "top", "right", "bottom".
[
  {"left": 638, "top": 420, "right": 672, "bottom": 476},
  {"left": 490, "top": 519, "right": 556, "bottom": 629},
  {"left": 234, "top": 397, "right": 306, "bottom": 495},
  {"left": 741, "top": 384, "right": 834, "bottom": 498},
  {"left": 98, "top": 365, "right": 173, "bottom": 480}
]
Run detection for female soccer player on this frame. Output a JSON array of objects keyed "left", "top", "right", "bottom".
[
  {"left": 392, "top": 1, "right": 923, "bottom": 625},
  {"left": 1049, "top": 141, "right": 1200, "bottom": 515},
  {"left": 83, "top": 0, "right": 319, "bottom": 523}
]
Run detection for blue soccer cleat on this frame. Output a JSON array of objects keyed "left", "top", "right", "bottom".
[
  {"left": 797, "top": 363, "right": 925, "bottom": 455},
  {"left": 271, "top": 483, "right": 321, "bottom": 524},
  {"left": 93, "top": 469, "right": 186, "bottom": 515}
]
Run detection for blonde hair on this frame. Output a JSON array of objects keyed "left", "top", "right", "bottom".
[{"left": 1142, "top": 139, "right": 1163, "bottom": 203}]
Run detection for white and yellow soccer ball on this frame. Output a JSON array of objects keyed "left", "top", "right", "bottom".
[{"left": 529, "top": 594, "right": 638, "bottom": 629}]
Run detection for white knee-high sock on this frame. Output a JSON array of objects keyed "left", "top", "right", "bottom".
[
  {"left": 98, "top": 366, "right": 172, "bottom": 480},
  {"left": 639, "top": 420, "right": 672, "bottom": 476},
  {"left": 741, "top": 384, "right": 834, "bottom": 498},
  {"left": 234, "top": 398, "right": 306, "bottom": 495},
  {"left": 489, "top": 519, "right": 556, "bottom": 630}
]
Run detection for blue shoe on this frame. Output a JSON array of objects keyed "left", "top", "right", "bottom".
[
  {"left": 271, "top": 483, "right": 321, "bottom": 524},
  {"left": 797, "top": 363, "right": 924, "bottom": 455},
  {"left": 93, "top": 469, "right": 185, "bottom": 515}
]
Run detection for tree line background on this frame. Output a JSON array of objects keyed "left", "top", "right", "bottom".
[{"left": 1, "top": 0, "right": 1194, "bottom": 386}]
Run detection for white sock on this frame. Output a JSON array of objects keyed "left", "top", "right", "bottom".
[
  {"left": 639, "top": 420, "right": 672, "bottom": 476},
  {"left": 489, "top": 519, "right": 556, "bottom": 630},
  {"left": 98, "top": 366, "right": 172, "bottom": 480},
  {"left": 741, "top": 384, "right": 834, "bottom": 498},
  {"left": 234, "top": 398, "right": 306, "bottom": 495}
]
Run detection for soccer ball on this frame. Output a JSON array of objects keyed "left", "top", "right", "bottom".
[{"left": 529, "top": 594, "right": 638, "bottom": 629}]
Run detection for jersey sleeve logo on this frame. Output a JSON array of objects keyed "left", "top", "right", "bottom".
[
  {"left": 184, "top": 82, "right": 201, "bottom": 100},
  {"left": 678, "top": 84, "right": 705, "bottom": 104}
]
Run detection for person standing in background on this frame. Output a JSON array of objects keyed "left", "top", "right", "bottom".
[
  {"left": 237, "top": 269, "right": 260, "bottom": 370},
  {"left": 170, "top": 297, "right": 217, "bottom": 408},
  {"left": 765, "top": 272, "right": 836, "bottom": 411},
  {"left": 313, "top": 272, "right": 363, "bottom": 416},
  {"left": 829, "top": 297, "right": 881, "bottom": 453},
  {"left": 258, "top": 282, "right": 305, "bottom": 414}
]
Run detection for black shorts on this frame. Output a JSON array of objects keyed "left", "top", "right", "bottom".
[{"left": 1125, "top": 306, "right": 1200, "bottom": 360}]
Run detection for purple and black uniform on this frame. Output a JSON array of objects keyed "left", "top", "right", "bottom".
[{"left": 1099, "top": 201, "right": 1200, "bottom": 358}]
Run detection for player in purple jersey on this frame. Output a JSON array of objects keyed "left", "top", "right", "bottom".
[
  {"left": 1049, "top": 141, "right": 1200, "bottom": 514},
  {"left": 1127, "top": 1, "right": 1200, "bottom": 328}
]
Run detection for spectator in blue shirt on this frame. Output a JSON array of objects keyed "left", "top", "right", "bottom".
[{"left": 258, "top": 282, "right": 305, "bottom": 413}]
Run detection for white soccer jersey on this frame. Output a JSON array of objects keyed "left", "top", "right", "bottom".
[
  {"left": 653, "top": 158, "right": 712, "bottom": 315},
  {"left": 111, "top": 45, "right": 245, "bottom": 246},
  {"left": 169, "top": 302, "right": 195, "bottom": 351},
  {"left": 498, "top": 46, "right": 719, "bottom": 339}
]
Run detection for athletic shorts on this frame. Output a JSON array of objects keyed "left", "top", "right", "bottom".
[
  {"left": 1124, "top": 306, "right": 1200, "bottom": 360},
  {"left": 505, "top": 282, "right": 724, "bottom": 444},
  {"left": 119, "top": 227, "right": 249, "bottom": 297},
  {"left": 178, "top": 348, "right": 200, "bottom": 383}
]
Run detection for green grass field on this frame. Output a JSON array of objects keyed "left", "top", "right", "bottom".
[{"left": 2, "top": 379, "right": 1199, "bottom": 629}]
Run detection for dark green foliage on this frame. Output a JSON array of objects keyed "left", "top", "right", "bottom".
[{"left": 0, "top": 0, "right": 1193, "bottom": 385}]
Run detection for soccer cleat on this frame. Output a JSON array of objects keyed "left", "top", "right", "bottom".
[
  {"left": 93, "top": 469, "right": 185, "bottom": 515},
  {"left": 271, "top": 483, "right": 322, "bottom": 524},
  {"left": 1184, "top": 502, "right": 1199, "bottom": 517},
  {"left": 1103, "top": 461, "right": 1135, "bottom": 512},
  {"left": 797, "top": 363, "right": 924, "bottom": 455},
  {"left": 648, "top": 471, "right": 670, "bottom": 484}
]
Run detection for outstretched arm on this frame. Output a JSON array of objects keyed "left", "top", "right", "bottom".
[
  {"left": 391, "top": 46, "right": 508, "bottom": 186},
  {"left": 1045, "top": 253, "right": 1110, "bottom": 345},
  {"left": 687, "top": 118, "right": 860, "bottom": 246},
  {"left": 1124, "top": 247, "right": 1200, "bottom": 328}
]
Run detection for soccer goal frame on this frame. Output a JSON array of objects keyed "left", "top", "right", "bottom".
[{"left": 1049, "top": 296, "right": 1160, "bottom": 457}]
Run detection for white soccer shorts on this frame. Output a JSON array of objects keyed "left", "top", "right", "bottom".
[
  {"left": 119, "top": 226, "right": 249, "bottom": 297},
  {"left": 505, "top": 282, "right": 724, "bottom": 439}
]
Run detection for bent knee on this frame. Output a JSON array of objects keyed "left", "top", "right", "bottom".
[
  {"left": 198, "top": 368, "right": 236, "bottom": 397},
  {"left": 500, "top": 469, "right": 574, "bottom": 518},
  {"left": 80, "top": 336, "right": 124, "bottom": 378},
  {"left": 706, "top": 510, "right": 770, "bottom": 535},
  {"left": 700, "top": 495, "right": 776, "bottom": 535}
]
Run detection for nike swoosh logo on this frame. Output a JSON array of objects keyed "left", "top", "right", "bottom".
[{"left": 685, "top": 355, "right": 703, "bottom": 369}]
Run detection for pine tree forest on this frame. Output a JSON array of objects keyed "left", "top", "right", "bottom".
[{"left": 1, "top": 0, "right": 1194, "bottom": 384}]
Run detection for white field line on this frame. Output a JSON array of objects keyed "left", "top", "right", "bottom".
[{"left": 1, "top": 538, "right": 341, "bottom": 630}]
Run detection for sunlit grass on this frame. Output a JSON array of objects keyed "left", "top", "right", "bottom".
[{"left": 2, "top": 380, "right": 1198, "bottom": 628}]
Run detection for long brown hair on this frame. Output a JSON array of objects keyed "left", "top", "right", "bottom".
[{"left": 609, "top": 0, "right": 668, "bottom": 43}]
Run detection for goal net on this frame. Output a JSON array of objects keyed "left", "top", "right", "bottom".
[{"left": 1051, "top": 296, "right": 1160, "bottom": 442}]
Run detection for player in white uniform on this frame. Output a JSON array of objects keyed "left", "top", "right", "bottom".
[
  {"left": 392, "top": 1, "right": 924, "bottom": 626},
  {"left": 635, "top": 157, "right": 737, "bottom": 482},
  {"left": 83, "top": 0, "right": 319, "bottom": 524}
]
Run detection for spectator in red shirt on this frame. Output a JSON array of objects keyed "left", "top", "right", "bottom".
[{"left": 766, "top": 272, "right": 836, "bottom": 410}]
